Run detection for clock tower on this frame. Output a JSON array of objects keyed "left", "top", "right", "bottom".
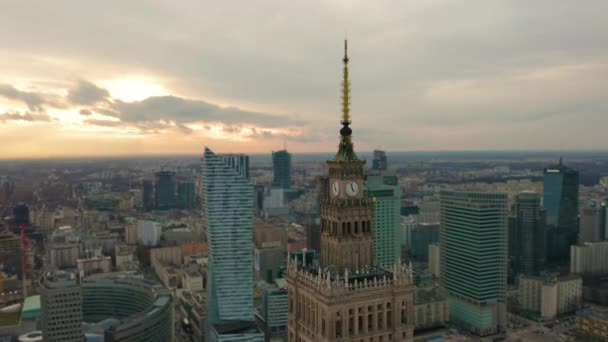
[{"left": 320, "top": 40, "right": 375, "bottom": 273}]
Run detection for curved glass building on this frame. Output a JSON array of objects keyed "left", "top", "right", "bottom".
[{"left": 81, "top": 277, "right": 173, "bottom": 342}]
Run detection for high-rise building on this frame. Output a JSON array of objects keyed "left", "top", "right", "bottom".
[
  {"left": 372, "top": 149, "right": 387, "bottom": 171},
  {"left": 409, "top": 223, "right": 440, "bottom": 261},
  {"left": 512, "top": 191, "right": 546, "bottom": 276},
  {"left": 571, "top": 241, "right": 608, "bottom": 276},
  {"left": 155, "top": 171, "right": 177, "bottom": 210},
  {"left": 440, "top": 190, "right": 508, "bottom": 336},
  {"left": 177, "top": 181, "right": 196, "bottom": 209},
  {"left": 366, "top": 175, "right": 401, "bottom": 268},
  {"left": 259, "top": 284, "right": 288, "bottom": 340},
  {"left": 286, "top": 40, "right": 415, "bottom": 342},
  {"left": 272, "top": 149, "right": 292, "bottom": 189},
  {"left": 428, "top": 243, "right": 441, "bottom": 279},
  {"left": 13, "top": 203, "right": 29, "bottom": 225},
  {"left": 202, "top": 147, "right": 262, "bottom": 341},
  {"left": 579, "top": 202, "right": 606, "bottom": 243},
  {"left": 142, "top": 179, "right": 154, "bottom": 210},
  {"left": 40, "top": 270, "right": 84, "bottom": 342},
  {"left": 0, "top": 230, "right": 22, "bottom": 279},
  {"left": 543, "top": 159, "right": 579, "bottom": 263}
]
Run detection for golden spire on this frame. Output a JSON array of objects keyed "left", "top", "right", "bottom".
[
  {"left": 341, "top": 39, "right": 350, "bottom": 124},
  {"left": 335, "top": 39, "right": 358, "bottom": 162}
]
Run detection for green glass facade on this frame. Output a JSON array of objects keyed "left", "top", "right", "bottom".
[
  {"left": 177, "top": 181, "right": 196, "bottom": 209},
  {"left": 366, "top": 175, "right": 401, "bottom": 269},
  {"left": 410, "top": 223, "right": 440, "bottom": 261},
  {"left": 440, "top": 190, "right": 507, "bottom": 336},
  {"left": 543, "top": 161, "right": 579, "bottom": 263}
]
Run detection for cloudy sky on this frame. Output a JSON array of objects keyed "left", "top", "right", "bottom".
[{"left": 1, "top": 1, "right": 607, "bottom": 159}]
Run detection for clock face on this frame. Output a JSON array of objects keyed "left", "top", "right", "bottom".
[
  {"left": 331, "top": 181, "right": 340, "bottom": 196},
  {"left": 345, "top": 181, "right": 359, "bottom": 197}
]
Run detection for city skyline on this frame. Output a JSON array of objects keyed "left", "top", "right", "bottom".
[{"left": 1, "top": 1, "right": 608, "bottom": 159}]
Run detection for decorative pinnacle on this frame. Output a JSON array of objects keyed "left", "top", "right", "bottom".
[{"left": 341, "top": 39, "right": 351, "bottom": 129}]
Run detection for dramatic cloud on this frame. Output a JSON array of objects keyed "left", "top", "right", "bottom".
[
  {"left": 108, "top": 95, "right": 300, "bottom": 127},
  {"left": 0, "top": 111, "right": 51, "bottom": 123},
  {"left": 0, "top": 85, "right": 54, "bottom": 111},
  {"left": 68, "top": 80, "right": 110, "bottom": 105},
  {"left": 0, "top": 0, "right": 607, "bottom": 158}
]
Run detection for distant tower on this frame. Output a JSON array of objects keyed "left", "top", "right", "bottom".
[
  {"left": 372, "top": 149, "right": 388, "bottom": 171},
  {"left": 440, "top": 190, "right": 507, "bottom": 336},
  {"left": 286, "top": 40, "right": 415, "bottom": 342},
  {"left": 40, "top": 270, "right": 84, "bottom": 342},
  {"left": 202, "top": 148, "right": 263, "bottom": 341},
  {"left": 513, "top": 191, "right": 546, "bottom": 276},
  {"left": 366, "top": 175, "right": 401, "bottom": 268},
  {"left": 142, "top": 179, "right": 154, "bottom": 210},
  {"left": 13, "top": 203, "right": 29, "bottom": 225},
  {"left": 154, "top": 171, "right": 177, "bottom": 210},
  {"left": 272, "top": 149, "right": 292, "bottom": 189},
  {"left": 543, "top": 159, "right": 579, "bottom": 263}
]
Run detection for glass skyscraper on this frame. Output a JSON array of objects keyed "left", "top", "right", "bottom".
[
  {"left": 440, "top": 190, "right": 507, "bottom": 336},
  {"left": 513, "top": 191, "right": 546, "bottom": 276},
  {"left": 271, "top": 149, "right": 292, "bottom": 189},
  {"left": 543, "top": 159, "right": 579, "bottom": 263},
  {"left": 366, "top": 175, "right": 401, "bottom": 269},
  {"left": 154, "top": 171, "right": 177, "bottom": 210},
  {"left": 202, "top": 147, "right": 263, "bottom": 341}
]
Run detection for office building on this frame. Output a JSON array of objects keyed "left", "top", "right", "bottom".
[
  {"left": 137, "top": 220, "right": 162, "bottom": 247},
  {"left": 543, "top": 159, "right": 579, "bottom": 263},
  {"left": 409, "top": 223, "right": 439, "bottom": 261},
  {"left": 142, "top": 179, "right": 154, "bottom": 210},
  {"left": 440, "top": 190, "right": 507, "bottom": 336},
  {"left": 0, "top": 230, "right": 22, "bottom": 279},
  {"left": 512, "top": 191, "right": 546, "bottom": 276},
  {"left": 428, "top": 243, "right": 441, "bottom": 279},
  {"left": 576, "top": 309, "right": 608, "bottom": 341},
  {"left": 177, "top": 181, "right": 196, "bottom": 209},
  {"left": 202, "top": 147, "right": 262, "bottom": 341},
  {"left": 272, "top": 149, "right": 292, "bottom": 189},
  {"left": 13, "top": 203, "right": 29, "bottom": 225},
  {"left": 259, "top": 283, "right": 288, "bottom": 340},
  {"left": 579, "top": 202, "right": 606, "bottom": 243},
  {"left": 81, "top": 276, "right": 173, "bottom": 341},
  {"left": 372, "top": 149, "right": 387, "bottom": 171},
  {"left": 286, "top": 41, "right": 415, "bottom": 342},
  {"left": 155, "top": 171, "right": 177, "bottom": 210},
  {"left": 400, "top": 215, "right": 417, "bottom": 256},
  {"left": 519, "top": 274, "right": 582, "bottom": 320},
  {"left": 571, "top": 241, "right": 608, "bottom": 276},
  {"left": 366, "top": 175, "right": 401, "bottom": 268},
  {"left": 40, "top": 270, "right": 84, "bottom": 342}
]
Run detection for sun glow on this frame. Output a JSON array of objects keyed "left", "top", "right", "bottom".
[{"left": 99, "top": 77, "right": 168, "bottom": 102}]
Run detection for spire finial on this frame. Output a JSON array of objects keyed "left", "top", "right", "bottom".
[{"left": 335, "top": 39, "right": 358, "bottom": 162}]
